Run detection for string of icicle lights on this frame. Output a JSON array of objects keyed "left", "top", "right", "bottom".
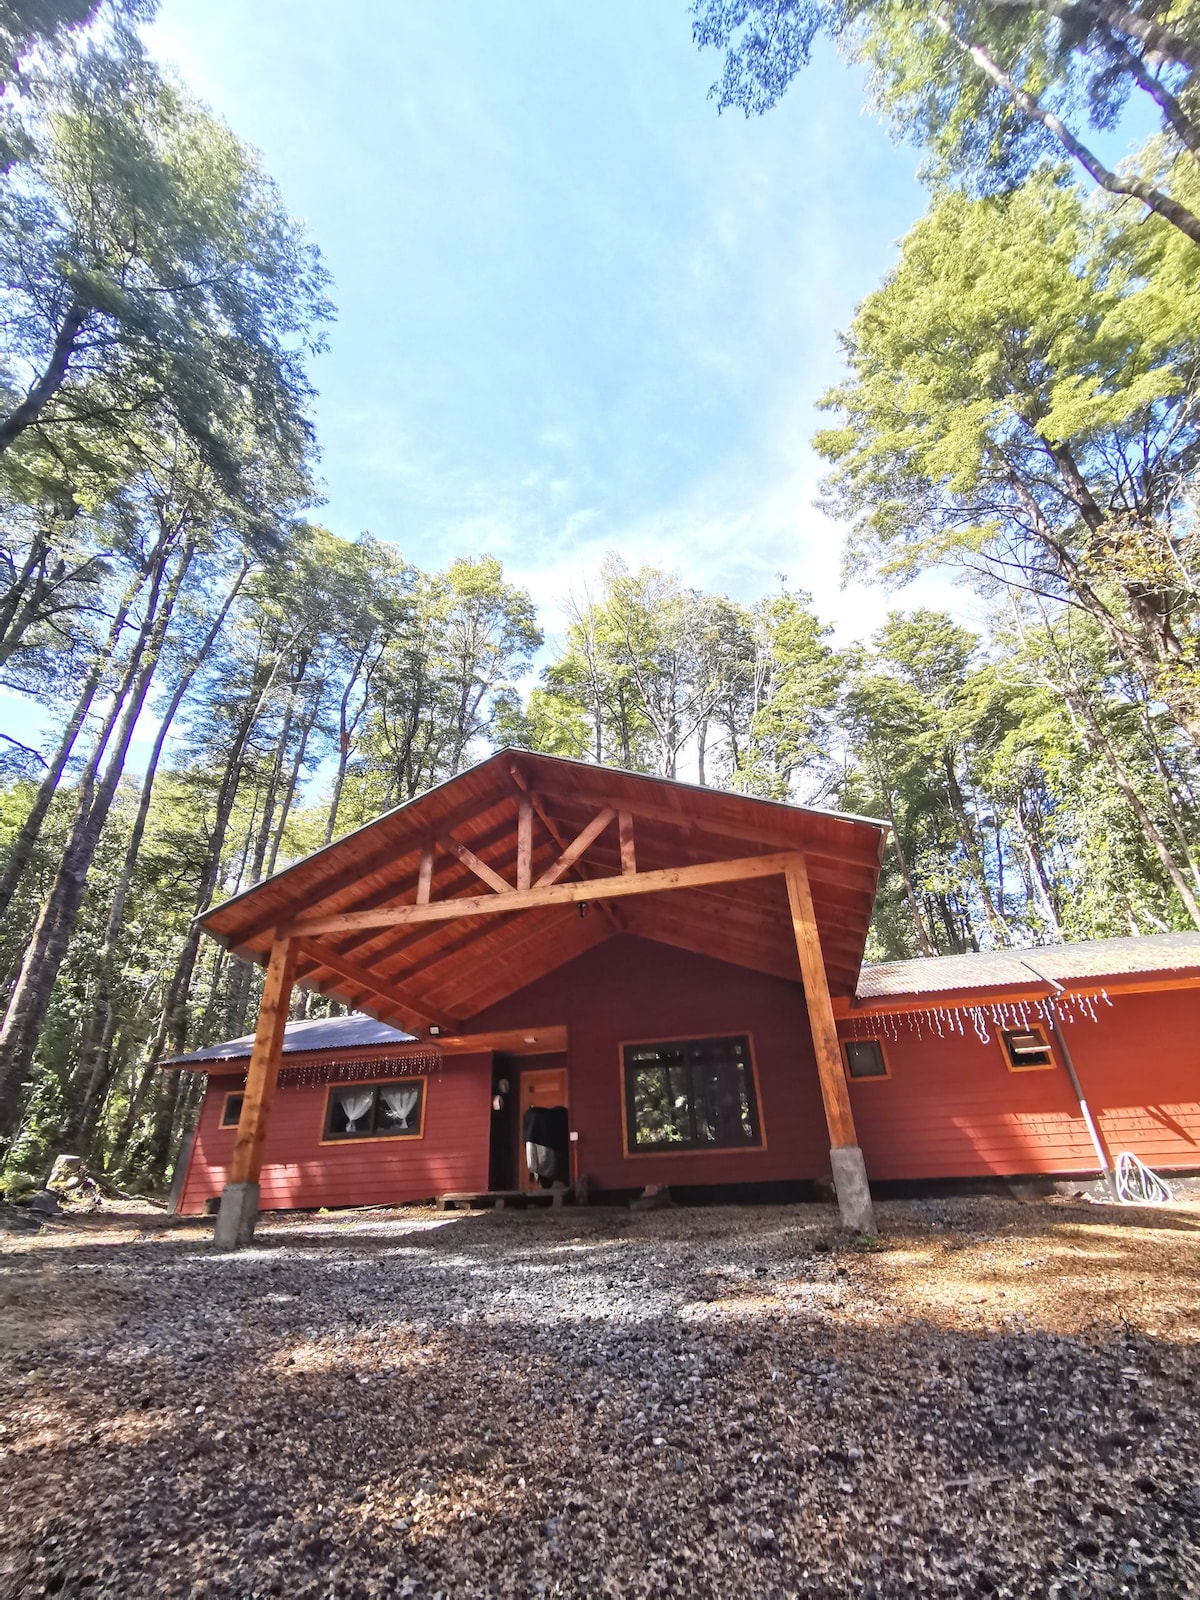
[
  {"left": 844, "top": 990, "right": 1113, "bottom": 1044},
  {"left": 274, "top": 1049, "right": 444, "bottom": 1089}
]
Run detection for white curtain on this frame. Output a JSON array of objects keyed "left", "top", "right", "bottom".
[
  {"left": 381, "top": 1085, "right": 419, "bottom": 1129},
  {"left": 337, "top": 1089, "right": 374, "bottom": 1131}
]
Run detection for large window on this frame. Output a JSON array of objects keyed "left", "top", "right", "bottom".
[
  {"left": 322, "top": 1077, "right": 426, "bottom": 1142},
  {"left": 622, "top": 1035, "right": 761, "bottom": 1154}
]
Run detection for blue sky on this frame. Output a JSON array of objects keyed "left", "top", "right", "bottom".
[{"left": 145, "top": 0, "right": 966, "bottom": 653}]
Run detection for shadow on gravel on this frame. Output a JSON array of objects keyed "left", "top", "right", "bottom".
[{"left": 2, "top": 1201, "right": 1199, "bottom": 1598}]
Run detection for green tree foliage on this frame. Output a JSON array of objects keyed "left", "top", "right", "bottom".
[
  {"left": 814, "top": 169, "right": 1200, "bottom": 748},
  {"left": 0, "top": 0, "right": 152, "bottom": 92},
  {"left": 692, "top": 0, "right": 1200, "bottom": 244},
  {"left": 0, "top": 30, "right": 331, "bottom": 524}
]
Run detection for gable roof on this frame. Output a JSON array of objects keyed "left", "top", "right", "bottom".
[
  {"left": 855, "top": 930, "right": 1200, "bottom": 1005},
  {"left": 200, "top": 748, "right": 888, "bottom": 1026}
]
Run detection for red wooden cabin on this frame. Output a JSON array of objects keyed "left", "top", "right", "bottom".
[{"left": 164, "top": 752, "right": 1200, "bottom": 1243}]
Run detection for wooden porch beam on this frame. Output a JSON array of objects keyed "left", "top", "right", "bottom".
[
  {"left": 535, "top": 806, "right": 616, "bottom": 888},
  {"left": 441, "top": 832, "right": 512, "bottom": 894},
  {"left": 291, "top": 849, "right": 805, "bottom": 937},
  {"left": 294, "top": 937, "right": 460, "bottom": 1032}
]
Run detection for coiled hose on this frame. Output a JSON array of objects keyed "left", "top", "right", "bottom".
[{"left": 1114, "top": 1152, "right": 1172, "bottom": 1205}]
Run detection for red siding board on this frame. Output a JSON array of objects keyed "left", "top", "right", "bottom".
[
  {"left": 178, "top": 937, "right": 1200, "bottom": 1215},
  {"left": 178, "top": 1052, "right": 493, "bottom": 1215},
  {"left": 843, "top": 988, "right": 1200, "bottom": 1179},
  {"left": 469, "top": 935, "right": 832, "bottom": 1191}
]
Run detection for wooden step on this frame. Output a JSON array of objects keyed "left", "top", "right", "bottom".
[{"left": 437, "top": 1186, "right": 571, "bottom": 1211}]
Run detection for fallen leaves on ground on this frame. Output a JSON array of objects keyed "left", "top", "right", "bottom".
[{"left": 2, "top": 1195, "right": 1199, "bottom": 1598}]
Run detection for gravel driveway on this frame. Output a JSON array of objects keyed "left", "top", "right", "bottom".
[{"left": 2, "top": 1196, "right": 1199, "bottom": 1599}]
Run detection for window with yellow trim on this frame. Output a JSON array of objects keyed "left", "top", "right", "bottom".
[
  {"left": 1000, "top": 1025, "right": 1055, "bottom": 1071},
  {"left": 221, "top": 1092, "right": 244, "bottom": 1127},
  {"left": 623, "top": 1036, "right": 760, "bottom": 1153},
  {"left": 323, "top": 1078, "right": 425, "bottom": 1140},
  {"left": 841, "top": 1038, "right": 889, "bottom": 1080}
]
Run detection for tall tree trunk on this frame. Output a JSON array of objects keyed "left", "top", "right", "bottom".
[
  {"left": 1066, "top": 684, "right": 1200, "bottom": 926},
  {"left": 0, "top": 303, "right": 87, "bottom": 452},
  {"left": 0, "top": 533, "right": 190, "bottom": 1138},
  {"left": 59, "top": 561, "right": 249, "bottom": 1151},
  {"left": 0, "top": 560, "right": 151, "bottom": 922},
  {"left": 943, "top": 753, "right": 1008, "bottom": 942},
  {"left": 1016, "top": 815, "right": 1062, "bottom": 938},
  {"left": 141, "top": 1068, "right": 181, "bottom": 1187},
  {"left": 1131, "top": 687, "right": 1200, "bottom": 894},
  {"left": 264, "top": 680, "right": 323, "bottom": 879},
  {"left": 245, "top": 661, "right": 306, "bottom": 887},
  {"left": 323, "top": 641, "right": 375, "bottom": 845},
  {"left": 870, "top": 746, "right": 937, "bottom": 955},
  {"left": 109, "top": 654, "right": 282, "bottom": 1169}
]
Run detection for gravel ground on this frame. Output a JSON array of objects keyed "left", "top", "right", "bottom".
[{"left": 2, "top": 1196, "right": 1200, "bottom": 1599}]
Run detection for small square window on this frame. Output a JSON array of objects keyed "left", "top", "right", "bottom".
[
  {"left": 221, "top": 1092, "right": 244, "bottom": 1128},
  {"left": 842, "top": 1039, "right": 889, "bottom": 1080},
  {"left": 1001, "top": 1026, "right": 1055, "bottom": 1071}
]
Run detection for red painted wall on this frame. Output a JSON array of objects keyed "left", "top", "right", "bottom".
[
  {"left": 469, "top": 935, "right": 832, "bottom": 1191},
  {"left": 842, "top": 988, "right": 1200, "bottom": 1179},
  {"left": 177, "top": 1052, "right": 492, "bottom": 1215},
  {"left": 178, "top": 938, "right": 1200, "bottom": 1214}
]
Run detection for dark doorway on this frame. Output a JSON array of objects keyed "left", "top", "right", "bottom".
[{"left": 489, "top": 1052, "right": 568, "bottom": 1190}]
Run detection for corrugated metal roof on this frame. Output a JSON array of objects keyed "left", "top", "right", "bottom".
[
  {"left": 163, "top": 1012, "right": 417, "bottom": 1066},
  {"left": 856, "top": 931, "right": 1200, "bottom": 1001}
]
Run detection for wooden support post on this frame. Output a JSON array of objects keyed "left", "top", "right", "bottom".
[
  {"left": 619, "top": 810, "right": 636, "bottom": 875},
  {"left": 783, "top": 854, "right": 876, "bottom": 1233},
  {"left": 417, "top": 844, "right": 434, "bottom": 905},
  {"left": 214, "top": 933, "right": 297, "bottom": 1249},
  {"left": 517, "top": 797, "right": 533, "bottom": 891}
]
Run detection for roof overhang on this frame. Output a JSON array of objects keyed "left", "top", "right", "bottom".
[{"left": 198, "top": 749, "right": 889, "bottom": 1030}]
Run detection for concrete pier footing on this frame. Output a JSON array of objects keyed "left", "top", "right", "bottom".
[
  {"left": 830, "top": 1145, "right": 876, "bottom": 1233},
  {"left": 213, "top": 1181, "right": 260, "bottom": 1250}
]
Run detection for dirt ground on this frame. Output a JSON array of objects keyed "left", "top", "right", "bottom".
[{"left": 2, "top": 1195, "right": 1199, "bottom": 1599}]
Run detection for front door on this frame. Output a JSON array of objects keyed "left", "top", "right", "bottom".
[{"left": 519, "top": 1066, "right": 569, "bottom": 1191}]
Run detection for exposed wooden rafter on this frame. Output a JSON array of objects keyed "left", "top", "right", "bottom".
[
  {"left": 535, "top": 806, "right": 616, "bottom": 888},
  {"left": 291, "top": 849, "right": 820, "bottom": 937},
  {"left": 293, "top": 937, "right": 460, "bottom": 1033},
  {"left": 441, "top": 832, "right": 512, "bottom": 894}
]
